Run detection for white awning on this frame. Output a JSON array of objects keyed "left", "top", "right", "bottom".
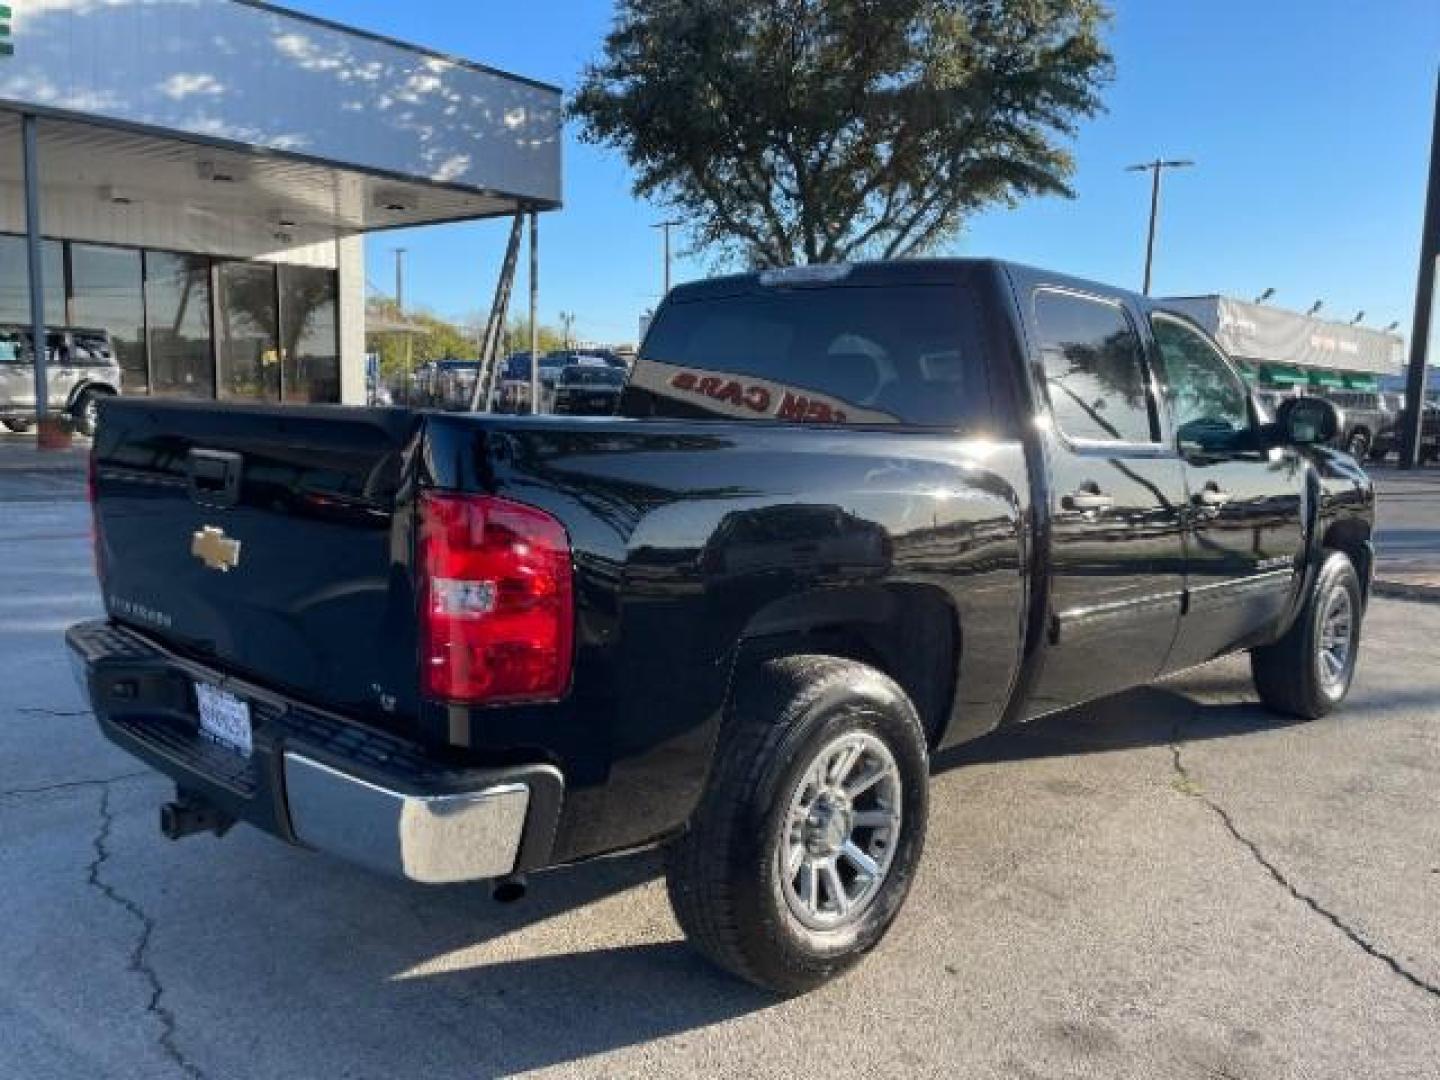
[{"left": 0, "top": 0, "right": 561, "bottom": 253}]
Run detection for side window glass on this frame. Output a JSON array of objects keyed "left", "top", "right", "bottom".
[
  {"left": 1034, "top": 290, "right": 1156, "bottom": 444},
  {"left": 72, "top": 332, "right": 113, "bottom": 365},
  {"left": 0, "top": 330, "right": 25, "bottom": 364},
  {"left": 1151, "top": 316, "right": 1252, "bottom": 455}
]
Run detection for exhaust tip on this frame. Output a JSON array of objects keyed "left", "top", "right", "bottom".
[{"left": 492, "top": 874, "right": 527, "bottom": 903}]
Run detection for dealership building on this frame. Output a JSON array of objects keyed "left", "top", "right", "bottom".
[
  {"left": 0, "top": 0, "right": 559, "bottom": 408},
  {"left": 1160, "top": 295, "right": 1405, "bottom": 394}
]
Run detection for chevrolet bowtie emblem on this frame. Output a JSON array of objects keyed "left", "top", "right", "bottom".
[{"left": 191, "top": 526, "right": 241, "bottom": 572}]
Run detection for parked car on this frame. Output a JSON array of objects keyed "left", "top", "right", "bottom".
[
  {"left": 551, "top": 363, "right": 626, "bottom": 415},
  {"left": 68, "top": 259, "right": 1374, "bottom": 995},
  {"left": 1369, "top": 392, "right": 1440, "bottom": 463},
  {"left": 494, "top": 353, "right": 536, "bottom": 413},
  {"left": 1316, "top": 388, "right": 1396, "bottom": 461},
  {"left": 0, "top": 325, "right": 121, "bottom": 436}
]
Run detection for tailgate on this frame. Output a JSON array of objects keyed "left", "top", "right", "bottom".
[{"left": 93, "top": 400, "right": 422, "bottom": 727}]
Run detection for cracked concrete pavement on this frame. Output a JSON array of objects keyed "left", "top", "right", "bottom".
[{"left": 1, "top": 457, "right": 1438, "bottom": 1078}]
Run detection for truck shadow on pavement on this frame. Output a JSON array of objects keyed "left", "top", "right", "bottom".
[
  {"left": 934, "top": 673, "right": 1294, "bottom": 773},
  {"left": 182, "top": 668, "right": 1319, "bottom": 1076},
  {"left": 90, "top": 655, "right": 1425, "bottom": 1076}
]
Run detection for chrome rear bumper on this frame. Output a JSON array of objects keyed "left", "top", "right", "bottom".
[
  {"left": 284, "top": 752, "right": 544, "bottom": 884},
  {"left": 67, "top": 619, "right": 566, "bottom": 887}
]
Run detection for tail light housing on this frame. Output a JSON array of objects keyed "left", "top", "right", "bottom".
[{"left": 418, "top": 491, "right": 574, "bottom": 704}]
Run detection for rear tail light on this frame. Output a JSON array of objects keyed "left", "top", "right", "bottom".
[{"left": 418, "top": 491, "right": 574, "bottom": 704}]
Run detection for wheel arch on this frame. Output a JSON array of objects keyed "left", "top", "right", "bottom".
[
  {"left": 66, "top": 379, "right": 116, "bottom": 413},
  {"left": 733, "top": 582, "right": 959, "bottom": 748},
  {"left": 1321, "top": 516, "right": 1373, "bottom": 604}
]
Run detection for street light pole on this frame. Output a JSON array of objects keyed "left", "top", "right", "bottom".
[
  {"left": 1125, "top": 158, "right": 1194, "bottom": 295},
  {"left": 653, "top": 220, "right": 681, "bottom": 296}
]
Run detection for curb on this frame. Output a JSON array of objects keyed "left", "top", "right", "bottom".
[{"left": 1373, "top": 580, "right": 1440, "bottom": 604}]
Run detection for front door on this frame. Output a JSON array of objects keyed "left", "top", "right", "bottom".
[
  {"left": 1024, "top": 287, "right": 1189, "bottom": 718},
  {"left": 1148, "top": 313, "right": 1306, "bottom": 672}
]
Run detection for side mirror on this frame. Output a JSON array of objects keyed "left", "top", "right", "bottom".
[{"left": 1274, "top": 396, "right": 1341, "bottom": 447}]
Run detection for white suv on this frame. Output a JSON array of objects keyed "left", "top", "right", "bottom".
[{"left": 0, "top": 326, "right": 121, "bottom": 436}]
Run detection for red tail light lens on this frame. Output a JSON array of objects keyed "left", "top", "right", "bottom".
[{"left": 418, "top": 491, "right": 574, "bottom": 704}]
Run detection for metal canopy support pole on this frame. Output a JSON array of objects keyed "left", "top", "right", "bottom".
[
  {"left": 469, "top": 212, "right": 525, "bottom": 412},
  {"left": 21, "top": 114, "right": 47, "bottom": 427},
  {"left": 1400, "top": 70, "right": 1440, "bottom": 470},
  {"left": 528, "top": 210, "right": 540, "bottom": 415}
]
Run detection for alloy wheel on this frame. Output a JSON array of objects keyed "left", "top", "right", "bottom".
[
  {"left": 777, "top": 731, "right": 903, "bottom": 931},
  {"left": 1317, "top": 586, "right": 1355, "bottom": 694}
]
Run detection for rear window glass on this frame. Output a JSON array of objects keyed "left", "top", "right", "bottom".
[
  {"left": 1033, "top": 290, "right": 1156, "bottom": 444},
  {"left": 622, "top": 284, "right": 999, "bottom": 430}
]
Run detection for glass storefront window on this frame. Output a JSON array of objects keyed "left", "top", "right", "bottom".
[
  {"left": 216, "top": 261, "right": 279, "bottom": 402},
  {"left": 1, "top": 234, "right": 343, "bottom": 405},
  {"left": 71, "top": 244, "right": 146, "bottom": 394},
  {"left": 279, "top": 266, "right": 340, "bottom": 403},
  {"left": 0, "top": 235, "right": 66, "bottom": 327},
  {"left": 145, "top": 252, "right": 215, "bottom": 398}
]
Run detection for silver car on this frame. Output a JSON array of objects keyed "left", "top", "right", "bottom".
[{"left": 0, "top": 325, "right": 122, "bottom": 436}]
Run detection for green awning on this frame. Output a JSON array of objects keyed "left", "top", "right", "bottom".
[
  {"left": 1233, "top": 360, "right": 1259, "bottom": 384},
  {"left": 1261, "top": 364, "right": 1307, "bottom": 386},
  {"left": 1308, "top": 370, "right": 1345, "bottom": 389},
  {"left": 1343, "top": 373, "right": 1379, "bottom": 391}
]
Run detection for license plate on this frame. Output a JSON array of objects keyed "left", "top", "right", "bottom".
[{"left": 195, "top": 682, "right": 252, "bottom": 757}]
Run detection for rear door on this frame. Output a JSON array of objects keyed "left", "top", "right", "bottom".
[
  {"left": 1023, "top": 286, "right": 1189, "bottom": 717},
  {"left": 1148, "top": 313, "right": 1306, "bottom": 671}
]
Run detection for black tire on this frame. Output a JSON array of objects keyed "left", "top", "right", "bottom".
[
  {"left": 1345, "top": 430, "right": 1370, "bottom": 461},
  {"left": 71, "top": 390, "right": 104, "bottom": 438},
  {"left": 2, "top": 419, "right": 33, "bottom": 434},
  {"left": 1250, "top": 551, "right": 1362, "bottom": 719},
  {"left": 665, "top": 655, "right": 929, "bottom": 995}
]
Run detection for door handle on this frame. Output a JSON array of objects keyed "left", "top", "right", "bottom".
[
  {"left": 1195, "top": 485, "right": 1232, "bottom": 508},
  {"left": 1063, "top": 489, "right": 1115, "bottom": 512}
]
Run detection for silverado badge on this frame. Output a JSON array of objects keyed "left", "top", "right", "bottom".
[{"left": 191, "top": 526, "right": 241, "bottom": 572}]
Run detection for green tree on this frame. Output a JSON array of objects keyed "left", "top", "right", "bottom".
[
  {"left": 501, "top": 315, "right": 567, "bottom": 357},
  {"left": 572, "top": 0, "right": 1112, "bottom": 268},
  {"left": 366, "top": 301, "right": 570, "bottom": 378},
  {"left": 366, "top": 303, "right": 477, "bottom": 376}
]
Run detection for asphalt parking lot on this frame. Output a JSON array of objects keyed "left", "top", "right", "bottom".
[{"left": 1, "top": 444, "right": 1438, "bottom": 1078}]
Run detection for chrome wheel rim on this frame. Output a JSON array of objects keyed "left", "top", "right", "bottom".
[
  {"left": 1317, "top": 587, "right": 1354, "bottom": 693},
  {"left": 777, "top": 731, "right": 902, "bottom": 931}
]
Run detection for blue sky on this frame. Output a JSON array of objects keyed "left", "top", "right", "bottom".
[{"left": 337, "top": 0, "right": 1440, "bottom": 346}]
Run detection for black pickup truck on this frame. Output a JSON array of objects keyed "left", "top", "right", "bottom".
[{"left": 67, "top": 259, "right": 1374, "bottom": 994}]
